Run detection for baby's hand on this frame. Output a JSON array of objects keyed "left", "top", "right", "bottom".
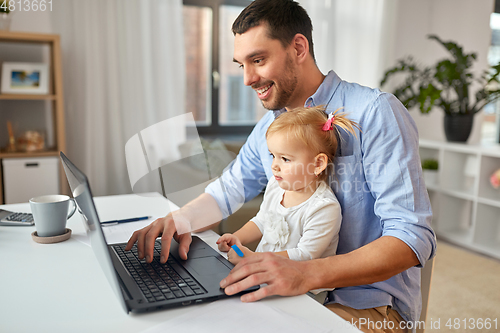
[
  {"left": 227, "top": 245, "right": 254, "bottom": 265},
  {"left": 216, "top": 233, "right": 241, "bottom": 252}
]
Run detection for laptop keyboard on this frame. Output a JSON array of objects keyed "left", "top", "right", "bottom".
[{"left": 114, "top": 241, "right": 207, "bottom": 303}]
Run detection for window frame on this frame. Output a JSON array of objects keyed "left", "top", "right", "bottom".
[{"left": 183, "top": 0, "right": 255, "bottom": 137}]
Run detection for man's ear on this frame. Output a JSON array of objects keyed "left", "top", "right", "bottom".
[
  {"left": 292, "top": 33, "right": 309, "bottom": 64},
  {"left": 314, "top": 153, "right": 328, "bottom": 175}
]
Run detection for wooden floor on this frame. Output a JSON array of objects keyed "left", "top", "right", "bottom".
[{"left": 425, "top": 240, "right": 500, "bottom": 332}]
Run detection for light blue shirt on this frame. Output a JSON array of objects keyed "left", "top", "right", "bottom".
[{"left": 206, "top": 70, "right": 436, "bottom": 324}]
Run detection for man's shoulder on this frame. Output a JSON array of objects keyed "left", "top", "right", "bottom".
[
  {"left": 338, "top": 80, "right": 387, "bottom": 108},
  {"left": 332, "top": 80, "right": 405, "bottom": 122}
]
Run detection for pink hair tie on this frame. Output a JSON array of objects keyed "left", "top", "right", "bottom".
[{"left": 322, "top": 114, "right": 335, "bottom": 131}]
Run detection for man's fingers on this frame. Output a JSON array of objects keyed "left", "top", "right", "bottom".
[
  {"left": 176, "top": 232, "right": 192, "bottom": 260},
  {"left": 223, "top": 271, "right": 268, "bottom": 296},
  {"left": 220, "top": 256, "right": 266, "bottom": 289},
  {"left": 125, "top": 230, "right": 140, "bottom": 251},
  {"left": 144, "top": 220, "right": 165, "bottom": 262},
  {"left": 136, "top": 224, "right": 153, "bottom": 259},
  {"left": 159, "top": 221, "right": 178, "bottom": 263},
  {"left": 159, "top": 236, "right": 172, "bottom": 264},
  {"left": 241, "top": 285, "right": 273, "bottom": 302}
]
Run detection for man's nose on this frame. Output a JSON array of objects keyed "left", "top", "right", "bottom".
[{"left": 243, "top": 66, "right": 259, "bottom": 87}]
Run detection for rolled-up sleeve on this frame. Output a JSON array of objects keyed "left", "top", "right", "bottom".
[{"left": 360, "top": 93, "right": 436, "bottom": 267}]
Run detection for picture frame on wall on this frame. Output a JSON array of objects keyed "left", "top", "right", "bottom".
[{"left": 1, "top": 62, "right": 50, "bottom": 95}]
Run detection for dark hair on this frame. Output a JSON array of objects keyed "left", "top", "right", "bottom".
[{"left": 232, "top": 0, "right": 315, "bottom": 60}]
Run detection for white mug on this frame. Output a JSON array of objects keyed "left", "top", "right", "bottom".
[{"left": 29, "top": 195, "right": 77, "bottom": 237}]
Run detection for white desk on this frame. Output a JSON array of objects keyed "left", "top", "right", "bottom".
[{"left": 1, "top": 193, "right": 360, "bottom": 333}]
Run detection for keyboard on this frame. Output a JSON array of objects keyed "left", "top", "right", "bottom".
[
  {"left": 0, "top": 210, "right": 34, "bottom": 226},
  {"left": 114, "top": 241, "right": 207, "bottom": 303}
]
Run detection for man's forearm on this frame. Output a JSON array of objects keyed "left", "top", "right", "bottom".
[
  {"left": 180, "top": 193, "right": 223, "bottom": 233},
  {"left": 304, "top": 236, "right": 420, "bottom": 290}
]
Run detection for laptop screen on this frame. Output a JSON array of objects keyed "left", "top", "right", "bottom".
[{"left": 60, "top": 152, "right": 128, "bottom": 312}]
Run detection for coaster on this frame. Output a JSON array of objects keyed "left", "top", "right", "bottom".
[{"left": 31, "top": 228, "right": 72, "bottom": 244}]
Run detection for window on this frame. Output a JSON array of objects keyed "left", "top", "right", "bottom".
[{"left": 183, "top": 0, "right": 267, "bottom": 136}]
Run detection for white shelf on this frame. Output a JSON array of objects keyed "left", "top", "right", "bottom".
[
  {"left": 440, "top": 188, "right": 475, "bottom": 201},
  {"left": 477, "top": 196, "right": 500, "bottom": 209},
  {"left": 420, "top": 140, "right": 500, "bottom": 259},
  {"left": 438, "top": 230, "right": 473, "bottom": 245}
]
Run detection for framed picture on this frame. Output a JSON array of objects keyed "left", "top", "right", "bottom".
[{"left": 1, "top": 62, "right": 50, "bottom": 95}]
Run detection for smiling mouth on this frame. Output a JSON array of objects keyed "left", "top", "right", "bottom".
[
  {"left": 274, "top": 175, "right": 282, "bottom": 180},
  {"left": 254, "top": 83, "right": 273, "bottom": 98}
]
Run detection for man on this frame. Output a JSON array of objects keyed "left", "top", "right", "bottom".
[{"left": 126, "top": 1, "right": 436, "bottom": 332}]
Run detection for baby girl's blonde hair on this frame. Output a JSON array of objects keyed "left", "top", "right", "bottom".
[{"left": 266, "top": 105, "right": 360, "bottom": 181}]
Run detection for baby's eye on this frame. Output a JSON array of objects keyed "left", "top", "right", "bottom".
[
  {"left": 282, "top": 157, "right": 290, "bottom": 162},
  {"left": 269, "top": 153, "right": 275, "bottom": 158}
]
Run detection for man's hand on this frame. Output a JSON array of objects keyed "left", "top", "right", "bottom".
[
  {"left": 125, "top": 214, "right": 192, "bottom": 264},
  {"left": 124, "top": 193, "right": 222, "bottom": 264},
  {"left": 220, "top": 252, "right": 312, "bottom": 302}
]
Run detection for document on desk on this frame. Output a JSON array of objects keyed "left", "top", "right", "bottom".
[
  {"left": 72, "top": 217, "right": 157, "bottom": 246},
  {"left": 101, "top": 217, "right": 157, "bottom": 244},
  {"left": 140, "top": 298, "right": 335, "bottom": 333}
]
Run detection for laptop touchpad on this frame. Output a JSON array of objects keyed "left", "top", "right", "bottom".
[{"left": 188, "top": 257, "right": 230, "bottom": 276}]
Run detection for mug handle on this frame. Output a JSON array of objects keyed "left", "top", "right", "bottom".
[{"left": 67, "top": 198, "right": 77, "bottom": 219}]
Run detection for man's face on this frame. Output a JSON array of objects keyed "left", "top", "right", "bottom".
[{"left": 233, "top": 24, "right": 298, "bottom": 110}]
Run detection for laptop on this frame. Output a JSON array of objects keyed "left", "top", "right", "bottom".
[{"left": 60, "top": 152, "right": 258, "bottom": 313}]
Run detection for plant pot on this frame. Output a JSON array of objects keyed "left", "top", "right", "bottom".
[
  {"left": 423, "top": 170, "right": 438, "bottom": 187},
  {"left": 444, "top": 114, "right": 474, "bottom": 142},
  {"left": 0, "top": 13, "right": 12, "bottom": 31}
]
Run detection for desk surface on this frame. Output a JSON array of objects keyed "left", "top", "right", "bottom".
[{"left": 1, "top": 193, "right": 359, "bottom": 333}]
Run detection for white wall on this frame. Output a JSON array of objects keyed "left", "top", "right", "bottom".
[
  {"left": 9, "top": 8, "right": 53, "bottom": 33},
  {"left": 389, "top": 0, "right": 494, "bottom": 144},
  {"left": 4, "top": 1, "right": 495, "bottom": 145}
]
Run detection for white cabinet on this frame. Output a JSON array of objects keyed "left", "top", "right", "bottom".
[
  {"left": 420, "top": 139, "right": 500, "bottom": 258},
  {"left": 2, "top": 157, "right": 59, "bottom": 204}
]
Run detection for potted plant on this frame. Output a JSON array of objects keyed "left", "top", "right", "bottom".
[
  {"left": 381, "top": 35, "right": 500, "bottom": 142},
  {"left": 421, "top": 158, "right": 439, "bottom": 186},
  {"left": 0, "top": 1, "right": 12, "bottom": 31}
]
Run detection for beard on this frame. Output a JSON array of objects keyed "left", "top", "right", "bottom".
[{"left": 255, "top": 54, "right": 298, "bottom": 110}]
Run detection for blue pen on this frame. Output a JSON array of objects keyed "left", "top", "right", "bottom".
[
  {"left": 231, "top": 245, "right": 244, "bottom": 257},
  {"left": 101, "top": 216, "right": 151, "bottom": 226}
]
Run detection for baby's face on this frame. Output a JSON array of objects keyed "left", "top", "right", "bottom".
[{"left": 267, "top": 131, "right": 318, "bottom": 193}]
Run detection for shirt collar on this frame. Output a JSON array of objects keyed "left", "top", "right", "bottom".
[
  {"left": 273, "top": 70, "right": 342, "bottom": 118},
  {"left": 305, "top": 70, "right": 342, "bottom": 111}
]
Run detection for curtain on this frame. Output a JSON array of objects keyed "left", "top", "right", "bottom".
[
  {"left": 301, "top": 0, "right": 398, "bottom": 88},
  {"left": 51, "top": 0, "right": 186, "bottom": 196}
]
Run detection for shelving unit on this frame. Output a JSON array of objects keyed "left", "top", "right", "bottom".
[
  {"left": 420, "top": 139, "right": 500, "bottom": 259},
  {"left": 0, "top": 31, "right": 66, "bottom": 203}
]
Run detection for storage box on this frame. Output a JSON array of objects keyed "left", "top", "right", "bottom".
[{"left": 2, "top": 157, "right": 59, "bottom": 204}]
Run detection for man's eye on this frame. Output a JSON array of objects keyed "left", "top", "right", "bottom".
[
  {"left": 238, "top": 64, "right": 244, "bottom": 69},
  {"left": 254, "top": 59, "right": 262, "bottom": 64}
]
